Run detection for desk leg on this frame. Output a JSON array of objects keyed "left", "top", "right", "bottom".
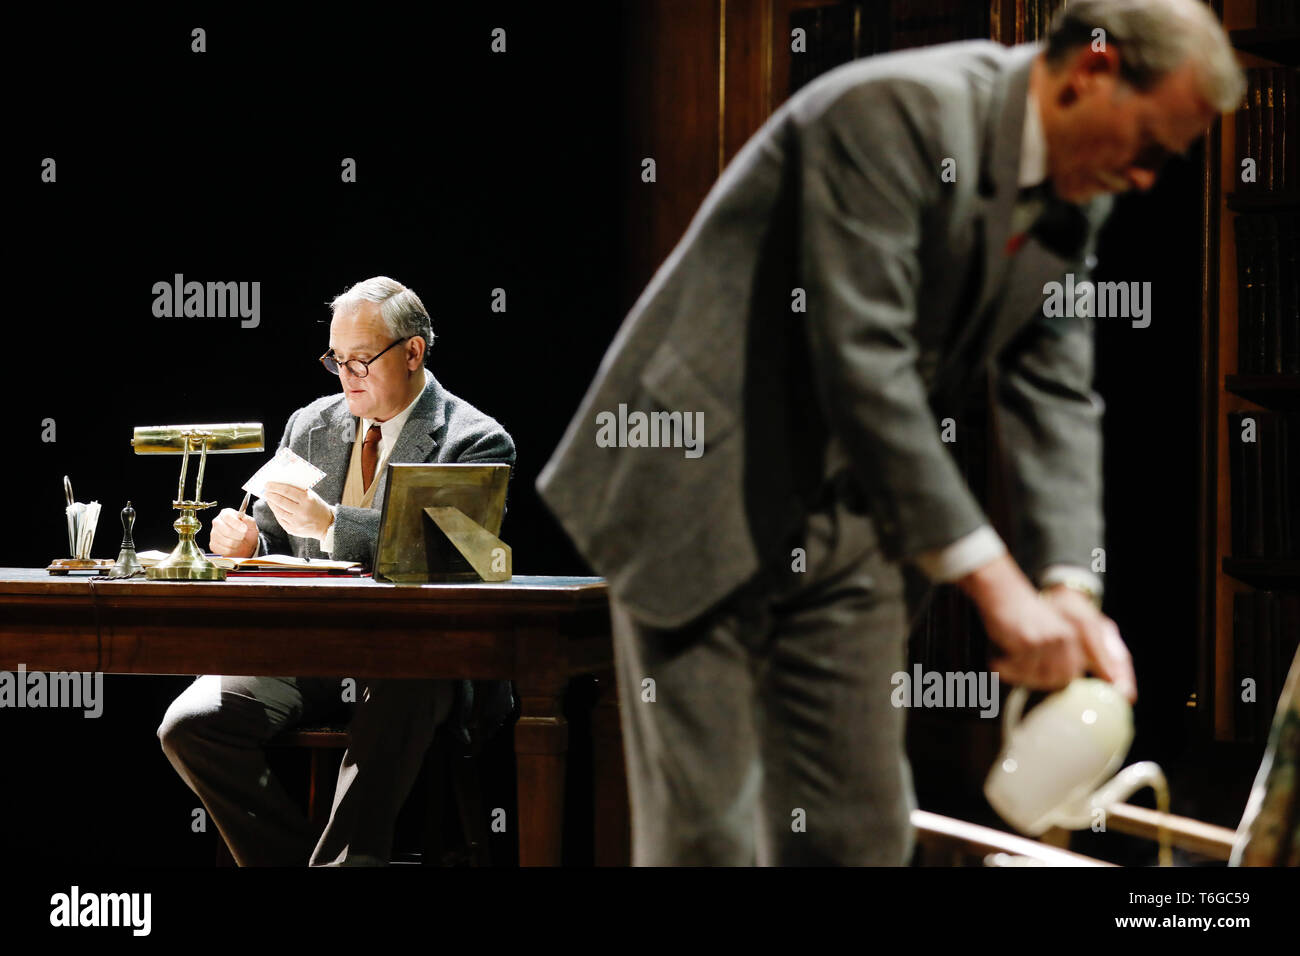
[
  {"left": 514, "top": 690, "right": 568, "bottom": 866},
  {"left": 592, "top": 667, "right": 630, "bottom": 865}
]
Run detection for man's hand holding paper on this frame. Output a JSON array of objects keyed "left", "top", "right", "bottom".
[
  {"left": 210, "top": 447, "right": 333, "bottom": 554},
  {"left": 239, "top": 446, "right": 334, "bottom": 540},
  {"left": 262, "top": 481, "right": 335, "bottom": 539}
]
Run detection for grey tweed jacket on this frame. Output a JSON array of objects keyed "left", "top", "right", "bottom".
[
  {"left": 538, "top": 40, "right": 1114, "bottom": 629},
  {"left": 254, "top": 371, "right": 517, "bottom": 746}
]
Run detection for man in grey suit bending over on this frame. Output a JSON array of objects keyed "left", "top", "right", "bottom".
[
  {"left": 538, "top": 0, "right": 1242, "bottom": 864},
  {"left": 158, "top": 276, "right": 515, "bottom": 865}
]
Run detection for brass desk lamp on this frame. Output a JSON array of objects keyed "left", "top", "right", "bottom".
[{"left": 131, "top": 423, "right": 264, "bottom": 581}]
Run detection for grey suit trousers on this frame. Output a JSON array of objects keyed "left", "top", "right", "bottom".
[
  {"left": 157, "top": 675, "right": 456, "bottom": 866},
  {"left": 611, "top": 492, "right": 925, "bottom": 865}
]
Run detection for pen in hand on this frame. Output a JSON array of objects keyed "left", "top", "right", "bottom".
[{"left": 235, "top": 491, "right": 256, "bottom": 559}]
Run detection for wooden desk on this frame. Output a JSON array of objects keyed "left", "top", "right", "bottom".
[{"left": 0, "top": 568, "right": 629, "bottom": 866}]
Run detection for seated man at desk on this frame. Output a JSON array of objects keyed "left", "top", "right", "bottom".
[{"left": 157, "top": 275, "right": 515, "bottom": 866}]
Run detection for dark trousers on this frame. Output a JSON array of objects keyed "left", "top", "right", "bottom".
[
  {"left": 157, "top": 675, "right": 455, "bottom": 866},
  {"left": 610, "top": 495, "right": 925, "bottom": 865}
]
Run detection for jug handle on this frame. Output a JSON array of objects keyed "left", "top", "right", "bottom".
[
  {"left": 1086, "top": 760, "right": 1167, "bottom": 813},
  {"left": 1003, "top": 685, "right": 1029, "bottom": 741},
  {"left": 1047, "top": 761, "right": 1167, "bottom": 830}
]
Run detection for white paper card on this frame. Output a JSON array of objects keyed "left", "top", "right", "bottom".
[{"left": 241, "top": 447, "right": 327, "bottom": 498}]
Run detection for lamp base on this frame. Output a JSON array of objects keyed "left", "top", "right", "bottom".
[{"left": 146, "top": 501, "right": 227, "bottom": 582}]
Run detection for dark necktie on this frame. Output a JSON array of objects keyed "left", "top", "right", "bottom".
[
  {"left": 1006, "top": 182, "right": 1090, "bottom": 260},
  {"left": 361, "top": 424, "right": 382, "bottom": 492},
  {"left": 1005, "top": 182, "right": 1051, "bottom": 255}
]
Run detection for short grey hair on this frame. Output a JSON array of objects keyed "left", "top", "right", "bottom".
[
  {"left": 329, "top": 276, "right": 435, "bottom": 363},
  {"left": 1045, "top": 0, "right": 1245, "bottom": 112}
]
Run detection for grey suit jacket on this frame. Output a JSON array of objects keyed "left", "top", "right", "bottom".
[
  {"left": 537, "top": 40, "right": 1113, "bottom": 629},
  {"left": 254, "top": 373, "right": 517, "bottom": 747}
]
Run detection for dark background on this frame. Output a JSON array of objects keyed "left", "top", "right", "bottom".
[{"left": 3, "top": 4, "right": 1256, "bottom": 868}]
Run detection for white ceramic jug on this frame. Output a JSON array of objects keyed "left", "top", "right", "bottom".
[{"left": 984, "top": 677, "right": 1167, "bottom": 835}]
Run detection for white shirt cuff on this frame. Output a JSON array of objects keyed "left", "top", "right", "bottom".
[
  {"left": 319, "top": 505, "right": 338, "bottom": 553},
  {"left": 911, "top": 525, "right": 1007, "bottom": 582},
  {"left": 1037, "top": 564, "right": 1103, "bottom": 597}
]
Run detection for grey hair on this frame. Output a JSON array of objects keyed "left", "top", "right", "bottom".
[
  {"left": 329, "top": 275, "right": 435, "bottom": 363},
  {"left": 1045, "top": 0, "right": 1245, "bottom": 112}
]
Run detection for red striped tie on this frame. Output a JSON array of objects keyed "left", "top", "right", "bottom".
[{"left": 361, "top": 424, "right": 382, "bottom": 492}]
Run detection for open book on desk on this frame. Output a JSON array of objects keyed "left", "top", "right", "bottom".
[{"left": 136, "top": 550, "right": 364, "bottom": 573}]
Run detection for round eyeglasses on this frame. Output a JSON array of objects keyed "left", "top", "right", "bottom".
[{"left": 319, "top": 336, "right": 412, "bottom": 378}]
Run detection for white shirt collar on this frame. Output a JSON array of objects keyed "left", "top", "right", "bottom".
[
  {"left": 361, "top": 367, "right": 433, "bottom": 457},
  {"left": 1019, "top": 85, "right": 1047, "bottom": 189}
]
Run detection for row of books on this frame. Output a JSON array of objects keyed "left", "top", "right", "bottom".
[
  {"left": 788, "top": 3, "right": 875, "bottom": 94},
  {"left": 1016, "top": 0, "right": 1068, "bottom": 43},
  {"left": 1234, "top": 213, "right": 1299, "bottom": 374},
  {"left": 1232, "top": 590, "right": 1300, "bottom": 743},
  {"left": 1228, "top": 411, "right": 1300, "bottom": 558},
  {"left": 1235, "top": 67, "right": 1298, "bottom": 193},
  {"left": 909, "top": 579, "right": 990, "bottom": 676},
  {"left": 787, "top": 1, "right": 993, "bottom": 96},
  {"left": 889, "top": 0, "right": 991, "bottom": 50},
  {"left": 1256, "top": 0, "right": 1300, "bottom": 27}
]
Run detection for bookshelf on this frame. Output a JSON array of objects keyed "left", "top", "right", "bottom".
[
  {"left": 1201, "top": 0, "right": 1300, "bottom": 743},
  {"left": 1225, "top": 373, "right": 1300, "bottom": 409},
  {"left": 1229, "top": 27, "right": 1300, "bottom": 67}
]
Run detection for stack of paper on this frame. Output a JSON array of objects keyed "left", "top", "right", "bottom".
[
  {"left": 65, "top": 501, "right": 101, "bottom": 560},
  {"left": 136, "top": 550, "right": 362, "bottom": 572},
  {"left": 234, "top": 554, "right": 361, "bottom": 571}
]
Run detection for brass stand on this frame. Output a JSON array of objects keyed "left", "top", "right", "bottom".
[
  {"left": 146, "top": 430, "right": 225, "bottom": 582},
  {"left": 423, "top": 506, "right": 512, "bottom": 582},
  {"left": 148, "top": 503, "right": 225, "bottom": 581}
]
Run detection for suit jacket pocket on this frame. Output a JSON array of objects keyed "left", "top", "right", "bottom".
[
  {"left": 582, "top": 339, "right": 744, "bottom": 570},
  {"left": 638, "top": 340, "right": 738, "bottom": 449}
]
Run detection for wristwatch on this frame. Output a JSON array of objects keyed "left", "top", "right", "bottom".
[{"left": 1039, "top": 579, "right": 1102, "bottom": 611}]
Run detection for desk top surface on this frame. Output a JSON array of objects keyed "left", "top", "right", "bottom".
[{"left": 0, "top": 568, "right": 607, "bottom": 605}]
